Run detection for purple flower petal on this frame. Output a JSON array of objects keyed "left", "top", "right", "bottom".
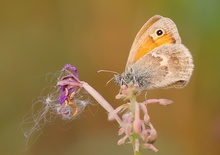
[
  {"left": 58, "top": 64, "right": 80, "bottom": 104},
  {"left": 62, "top": 64, "right": 78, "bottom": 78},
  {"left": 59, "top": 86, "right": 75, "bottom": 104},
  {"left": 59, "top": 90, "right": 68, "bottom": 104}
]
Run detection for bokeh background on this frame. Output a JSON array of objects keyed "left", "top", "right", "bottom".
[{"left": 1, "top": 0, "right": 220, "bottom": 155}]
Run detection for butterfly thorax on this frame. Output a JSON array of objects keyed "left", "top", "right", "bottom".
[{"left": 114, "top": 67, "right": 153, "bottom": 91}]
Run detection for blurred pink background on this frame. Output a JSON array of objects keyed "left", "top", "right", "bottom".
[{"left": 1, "top": 0, "right": 220, "bottom": 155}]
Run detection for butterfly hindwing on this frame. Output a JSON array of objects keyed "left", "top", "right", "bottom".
[{"left": 126, "top": 44, "right": 193, "bottom": 90}]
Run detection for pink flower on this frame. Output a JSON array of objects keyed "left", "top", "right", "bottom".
[{"left": 109, "top": 83, "right": 173, "bottom": 153}]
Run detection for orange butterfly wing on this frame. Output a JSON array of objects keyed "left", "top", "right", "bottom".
[{"left": 125, "top": 15, "right": 181, "bottom": 69}]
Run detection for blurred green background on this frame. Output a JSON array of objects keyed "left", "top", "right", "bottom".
[{"left": 1, "top": 0, "right": 220, "bottom": 155}]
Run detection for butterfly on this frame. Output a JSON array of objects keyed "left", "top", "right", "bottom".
[{"left": 114, "top": 15, "right": 194, "bottom": 92}]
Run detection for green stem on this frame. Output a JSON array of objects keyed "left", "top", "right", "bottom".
[
  {"left": 129, "top": 92, "right": 141, "bottom": 155},
  {"left": 132, "top": 134, "right": 141, "bottom": 155},
  {"left": 135, "top": 151, "right": 141, "bottom": 155},
  {"left": 130, "top": 92, "right": 136, "bottom": 115}
]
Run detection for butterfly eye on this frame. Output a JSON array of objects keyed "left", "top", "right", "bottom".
[{"left": 155, "top": 29, "right": 164, "bottom": 36}]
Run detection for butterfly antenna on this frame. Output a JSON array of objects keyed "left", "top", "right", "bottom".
[
  {"left": 105, "top": 77, "right": 115, "bottom": 87},
  {"left": 97, "top": 70, "right": 119, "bottom": 75},
  {"left": 97, "top": 69, "right": 118, "bottom": 86}
]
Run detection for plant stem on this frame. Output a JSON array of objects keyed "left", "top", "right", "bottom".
[
  {"left": 82, "top": 81, "right": 122, "bottom": 126},
  {"left": 129, "top": 92, "right": 141, "bottom": 155},
  {"left": 135, "top": 151, "right": 141, "bottom": 155}
]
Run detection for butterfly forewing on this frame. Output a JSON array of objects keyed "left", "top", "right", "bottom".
[{"left": 126, "top": 15, "right": 181, "bottom": 69}]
